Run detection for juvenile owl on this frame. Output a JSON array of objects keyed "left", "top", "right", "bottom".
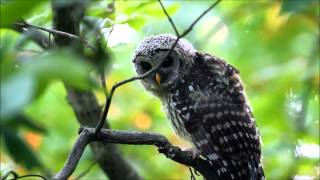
[{"left": 133, "top": 34, "right": 265, "bottom": 180}]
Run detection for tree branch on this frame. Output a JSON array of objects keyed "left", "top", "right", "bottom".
[
  {"left": 1, "top": 170, "right": 47, "bottom": 180},
  {"left": 179, "top": 0, "right": 222, "bottom": 37},
  {"left": 158, "top": 0, "right": 180, "bottom": 36},
  {"left": 53, "top": 129, "right": 92, "bottom": 180},
  {"left": 14, "top": 20, "right": 95, "bottom": 51},
  {"left": 12, "top": 22, "right": 50, "bottom": 49},
  {"left": 74, "top": 161, "right": 97, "bottom": 180},
  {"left": 54, "top": 128, "right": 217, "bottom": 180}
]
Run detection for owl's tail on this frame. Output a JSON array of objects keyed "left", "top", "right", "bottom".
[{"left": 212, "top": 156, "right": 265, "bottom": 180}]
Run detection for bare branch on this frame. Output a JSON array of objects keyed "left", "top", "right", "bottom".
[
  {"left": 100, "top": 71, "right": 108, "bottom": 98},
  {"left": 74, "top": 161, "right": 97, "bottom": 180},
  {"left": 14, "top": 21, "right": 95, "bottom": 51},
  {"left": 100, "top": 25, "right": 114, "bottom": 98},
  {"left": 12, "top": 23, "right": 50, "bottom": 49},
  {"left": 158, "top": 0, "right": 180, "bottom": 36},
  {"left": 53, "top": 130, "right": 92, "bottom": 180},
  {"left": 54, "top": 128, "right": 217, "bottom": 179},
  {"left": 1, "top": 171, "right": 47, "bottom": 180},
  {"left": 180, "top": 0, "right": 223, "bottom": 37}
]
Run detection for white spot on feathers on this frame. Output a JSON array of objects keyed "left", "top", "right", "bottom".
[
  {"left": 188, "top": 85, "right": 194, "bottom": 91},
  {"left": 182, "top": 113, "right": 190, "bottom": 120},
  {"left": 208, "top": 153, "right": 219, "bottom": 160},
  {"left": 222, "top": 160, "right": 228, "bottom": 166}
]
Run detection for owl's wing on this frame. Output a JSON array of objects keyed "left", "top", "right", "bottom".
[{"left": 185, "top": 53, "right": 264, "bottom": 179}]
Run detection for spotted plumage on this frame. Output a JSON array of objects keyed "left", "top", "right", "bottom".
[{"left": 133, "top": 34, "right": 265, "bottom": 180}]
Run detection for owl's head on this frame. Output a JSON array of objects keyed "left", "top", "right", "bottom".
[{"left": 133, "top": 34, "right": 196, "bottom": 96}]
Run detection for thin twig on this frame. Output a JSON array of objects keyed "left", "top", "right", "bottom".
[
  {"left": 158, "top": 0, "right": 180, "bottom": 36},
  {"left": 14, "top": 21, "right": 96, "bottom": 51},
  {"left": 1, "top": 171, "right": 47, "bottom": 180},
  {"left": 105, "top": 25, "right": 114, "bottom": 48},
  {"left": 48, "top": 33, "right": 52, "bottom": 48},
  {"left": 74, "top": 161, "right": 97, "bottom": 180},
  {"left": 8, "top": 175, "right": 47, "bottom": 180},
  {"left": 94, "top": 0, "right": 223, "bottom": 133},
  {"left": 100, "top": 69, "right": 108, "bottom": 98},
  {"left": 1, "top": 171, "right": 18, "bottom": 180},
  {"left": 100, "top": 25, "right": 114, "bottom": 98},
  {"left": 180, "top": 0, "right": 222, "bottom": 37}
]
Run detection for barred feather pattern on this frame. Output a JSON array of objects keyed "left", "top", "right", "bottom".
[{"left": 164, "top": 52, "right": 265, "bottom": 180}]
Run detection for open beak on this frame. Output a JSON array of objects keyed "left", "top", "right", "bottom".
[{"left": 155, "top": 73, "right": 161, "bottom": 85}]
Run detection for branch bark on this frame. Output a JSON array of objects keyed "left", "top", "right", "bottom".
[
  {"left": 14, "top": 21, "right": 94, "bottom": 50},
  {"left": 54, "top": 128, "right": 218, "bottom": 180},
  {"left": 12, "top": 22, "right": 51, "bottom": 49}
]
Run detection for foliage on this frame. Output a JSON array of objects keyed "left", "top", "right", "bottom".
[{"left": 0, "top": 0, "right": 319, "bottom": 179}]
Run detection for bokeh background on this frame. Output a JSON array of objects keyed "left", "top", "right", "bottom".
[{"left": 1, "top": 0, "right": 319, "bottom": 179}]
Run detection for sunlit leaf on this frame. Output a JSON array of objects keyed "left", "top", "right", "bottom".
[
  {"left": 126, "top": 15, "right": 147, "bottom": 30},
  {"left": 0, "top": 0, "right": 45, "bottom": 27},
  {"left": 24, "top": 50, "right": 95, "bottom": 90}
]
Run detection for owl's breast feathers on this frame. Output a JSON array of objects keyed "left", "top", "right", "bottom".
[{"left": 164, "top": 52, "right": 265, "bottom": 180}]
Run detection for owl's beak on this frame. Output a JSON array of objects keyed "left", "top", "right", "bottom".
[{"left": 155, "top": 73, "right": 161, "bottom": 85}]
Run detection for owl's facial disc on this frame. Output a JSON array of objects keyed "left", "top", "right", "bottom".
[{"left": 135, "top": 50, "right": 181, "bottom": 91}]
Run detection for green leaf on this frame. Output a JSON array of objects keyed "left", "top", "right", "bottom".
[
  {"left": 144, "top": 2, "right": 180, "bottom": 18},
  {"left": 0, "top": 0, "right": 45, "bottom": 27},
  {"left": 281, "top": 0, "right": 315, "bottom": 14},
  {"left": 126, "top": 15, "right": 147, "bottom": 30},
  {"left": 0, "top": 73, "right": 35, "bottom": 119},
  {"left": 0, "top": 29, "right": 21, "bottom": 62},
  {"left": 2, "top": 128, "right": 43, "bottom": 170},
  {"left": 4, "top": 114, "right": 47, "bottom": 134},
  {"left": 1, "top": 50, "right": 94, "bottom": 119},
  {"left": 25, "top": 50, "right": 94, "bottom": 90}
]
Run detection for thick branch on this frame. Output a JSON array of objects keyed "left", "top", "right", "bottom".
[
  {"left": 53, "top": 130, "right": 92, "bottom": 180},
  {"left": 54, "top": 128, "right": 217, "bottom": 180}
]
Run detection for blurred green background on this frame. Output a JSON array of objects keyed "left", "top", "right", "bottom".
[{"left": 0, "top": 0, "right": 319, "bottom": 179}]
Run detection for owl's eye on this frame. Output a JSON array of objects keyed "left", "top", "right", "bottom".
[
  {"left": 140, "top": 61, "right": 152, "bottom": 71},
  {"left": 162, "top": 56, "right": 174, "bottom": 68}
]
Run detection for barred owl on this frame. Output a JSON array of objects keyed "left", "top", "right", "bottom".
[{"left": 133, "top": 34, "right": 265, "bottom": 180}]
